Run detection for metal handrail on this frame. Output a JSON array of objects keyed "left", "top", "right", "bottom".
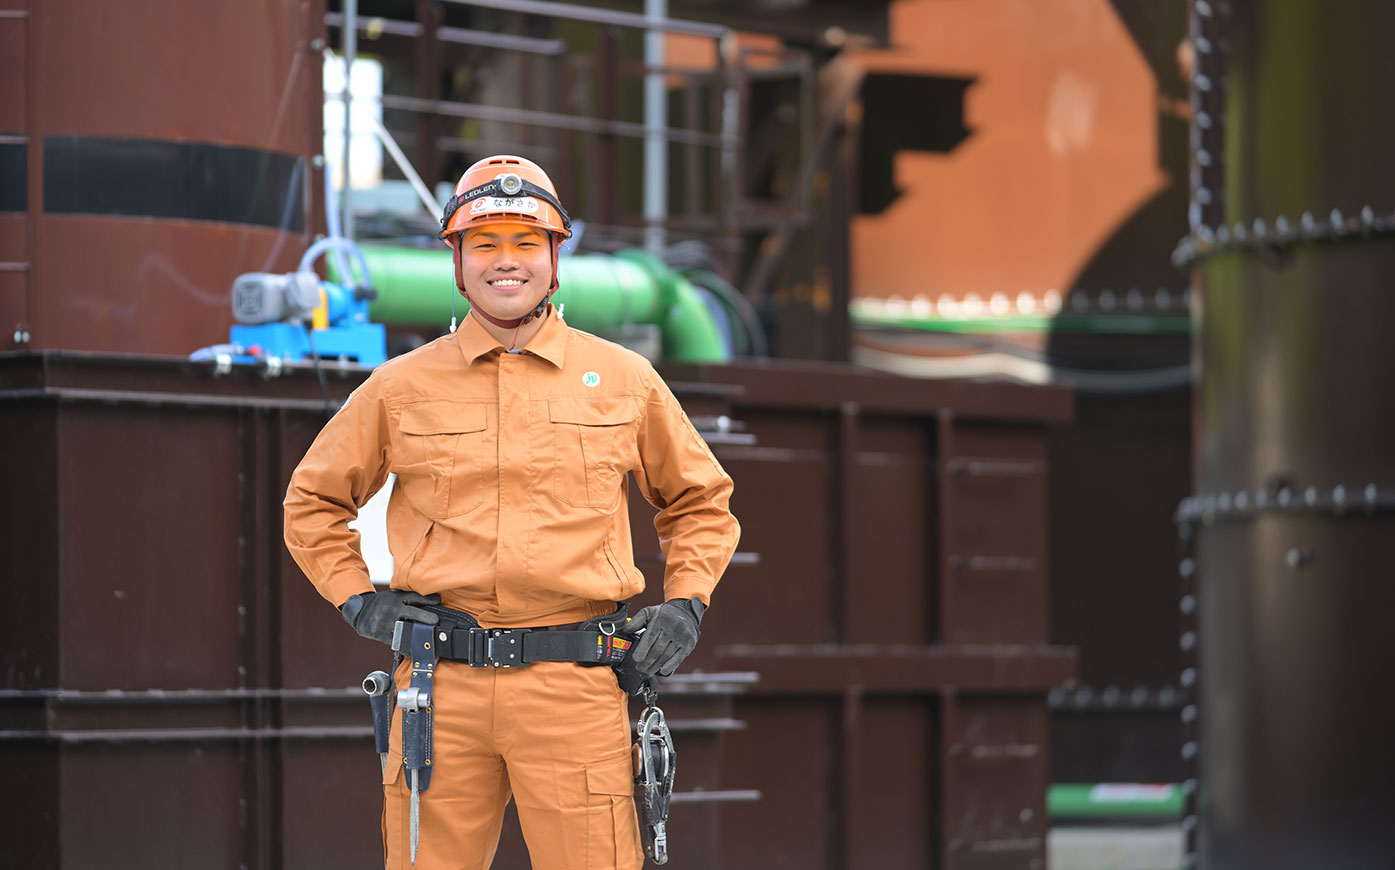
[
  {"left": 380, "top": 94, "right": 725, "bottom": 149},
  {"left": 325, "top": 11, "right": 568, "bottom": 54},
  {"left": 317, "top": 0, "right": 821, "bottom": 279},
  {"left": 441, "top": 0, "right": 731, "bottom": 39}
]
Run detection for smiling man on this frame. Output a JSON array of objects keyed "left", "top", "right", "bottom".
[{"left": 283, "top": 155, "right": 739, "bottom": 869}]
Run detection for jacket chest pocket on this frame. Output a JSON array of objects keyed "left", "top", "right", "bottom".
[
  {"left": 549, "top": 396, "right": 638, "bottom": 510},
  {"left": 396, "top": 402, "right": 489, "bottom": 518}
]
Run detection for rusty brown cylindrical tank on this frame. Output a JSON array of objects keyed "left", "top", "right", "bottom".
[
  {"left": 0, "top": 0, "right": 321, "bottom": 356},
  {"left": 1184, "top": 1, "right": 1395, "bottom": 867}
]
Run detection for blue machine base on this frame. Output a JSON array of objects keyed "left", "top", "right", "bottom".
[{"left": 229, "top": 322, "right": 387, "bottom": 368}]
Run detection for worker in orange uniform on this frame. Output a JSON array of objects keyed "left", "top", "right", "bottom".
[{"left": 283, "top": 155, "right": 739, "bottom": 869}]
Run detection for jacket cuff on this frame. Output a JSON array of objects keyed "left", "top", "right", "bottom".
[
  {"left": 663, "top": 576, "right": 713, "bottom": 608},
  {"left": 322, "top": 572, "right": 376, "bottom": 608}
]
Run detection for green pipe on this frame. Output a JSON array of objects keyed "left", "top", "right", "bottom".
[
  {"left": 611, "top": 249, "right": 730, "bottom": 363},
  {"left": 1047, "top": 784, "right": 1184, "bottom": 821},
  {"left": 335, "top": 245, "right": 728, "bottom": 362}
]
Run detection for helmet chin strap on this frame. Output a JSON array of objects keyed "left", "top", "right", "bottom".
[{"left": 452, "top": 235, "right": 560, "bottom": 329}]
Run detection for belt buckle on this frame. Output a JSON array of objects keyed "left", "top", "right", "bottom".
[{"left": 470, "top": 627, "right": 531, "bottom": 668}]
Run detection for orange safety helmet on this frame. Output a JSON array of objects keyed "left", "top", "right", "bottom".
[
  {"left": 439, "top": 155, "right": 572, "bottom": 327},
  {"left": 439, "top": 155, "right": 572, "bottom": 243}
]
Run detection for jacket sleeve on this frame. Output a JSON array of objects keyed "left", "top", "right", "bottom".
[
  {"left": 283, "top": 373, "right": 394, "bottom": 607},
  {"left": 633, "top": 368, "right": 740, "bottom": 607}
]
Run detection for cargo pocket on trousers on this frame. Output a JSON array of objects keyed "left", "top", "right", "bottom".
[{"left": 586, "top": 748, "right": 642, "bottom": 866}]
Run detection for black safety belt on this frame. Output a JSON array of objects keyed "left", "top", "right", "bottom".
[{"left": 405, "top": 603, "right": 633, "bottom": 669}]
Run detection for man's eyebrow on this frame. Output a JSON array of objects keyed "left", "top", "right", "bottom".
[{"left": 471, "top": 230, "right": 544, "bottom": 242}]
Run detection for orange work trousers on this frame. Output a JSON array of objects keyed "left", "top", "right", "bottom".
[{"left": 382, "top": 657, "right": 644, "bottom": 869}]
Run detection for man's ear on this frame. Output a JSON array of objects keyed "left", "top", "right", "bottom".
[{"left": 452, "top": 237, "right": 467, "bottom": 292}]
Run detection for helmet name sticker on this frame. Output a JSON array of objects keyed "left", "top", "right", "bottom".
[
  {"left": 472, "top": 196, "right": 540, "bottom": 214},
  {"left": 582, "top": 372, "right": 600, "bottom": 388}
]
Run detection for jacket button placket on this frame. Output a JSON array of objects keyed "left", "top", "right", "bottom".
[{"left": 495, "top": 352, "right": 529, "bottom": 612}]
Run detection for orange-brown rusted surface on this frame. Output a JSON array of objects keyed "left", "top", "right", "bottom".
[
  {"left": 849, "top": 0, "right": 1168, "bottom": 302},
  {"left": 7, "top": 0, "right": 322, "bottom": 355}
]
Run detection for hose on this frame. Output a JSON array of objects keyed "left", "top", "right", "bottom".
[
  {"left": 660, "top": 239, "right": 769, "bottom": 357},
  {"left": 299, "top": 236, "right": 373, "bottom": 288},
  {"left": 682, "top": 269, "right": 769, "bottom": 358}
]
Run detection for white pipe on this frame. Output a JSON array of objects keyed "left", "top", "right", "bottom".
[
  {"left": 643, "top": 0, "right": 667, "bottom": 253},
  {"left": 323, "top": 163, "right": 352, "bottom": 283},
  {"left": 341, "top": 0, "right": 357, "bottom": 241},
  {"left": 371, "top": 117, "right": 443, "bottom": 218},
  {"left": 850, "top": 346, "right": 1194, "bottom": 394}
]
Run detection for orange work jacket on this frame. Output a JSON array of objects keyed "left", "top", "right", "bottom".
[{"left": 283, "top": 307, "right": 739, "bottom": 628}]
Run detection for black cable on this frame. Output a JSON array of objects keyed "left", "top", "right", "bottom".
[
  {"left": 304, "top": 325, "right": 336, "bottom": 420},
  {"left": 660, "top": 240, "right": 770, "bottom": 358},
  {"left": 682, "top": 269, "right": 770, "bottom": 358}
]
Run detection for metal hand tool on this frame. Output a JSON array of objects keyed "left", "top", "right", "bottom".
[
  {"left": 396, "top": 620, "right": 438, "bottom": 865},
  {"left": 635, "top": 682, "right": 676, "bottom": 865},
  {"left": 363, "top": 670, "right": 393, "bottom": 775}
]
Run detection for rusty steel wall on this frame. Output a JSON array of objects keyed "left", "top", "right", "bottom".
[
  {"left": 1175, "top": 1, "right": 1395, "bottom": 868},
  {"left": 661, "top": 362, "right": 1075, "bottom": 869},
  {"left": 1, "top": 353, "right": 1072, "bottom": 869},
  {"left": 1046, "top": 390, "right": 1192, "bottom": 785},
  {"left": 0, "top": 0, "right": 323, "bottom": 356}
]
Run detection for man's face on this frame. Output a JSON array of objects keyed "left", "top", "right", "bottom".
[{"left": 457, "top": 223, "right": 553, "bottom": 319}]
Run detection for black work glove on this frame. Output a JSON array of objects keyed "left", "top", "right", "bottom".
[
  {"left": 626, "top": 596, "right": 706, "bottom": 677},
  {"left": 339, "top": 590, "right": 441, "bottom": 646}
]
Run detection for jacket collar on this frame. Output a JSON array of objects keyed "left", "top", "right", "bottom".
[{"left": 456, "top": 304, "right": 567, "bottom": 368}]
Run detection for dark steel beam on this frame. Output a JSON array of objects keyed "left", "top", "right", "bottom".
[
  {"left": 324, "top": 11, "right": 568, "bottom": 54},
  {"left": 0, "top": 726, "right": 375, "bottom": 743},
  {"left": 717, "top": 645, "right": 1076, "bottom": 694},
  {"left": 380, "top": 94, "right": 724, "bottom": 147},
  {"left": 441, "top": 0, "right": 730, "bottom": 39},
  {"left": 668, "top": 789, "right": 761, "bottom": 804},
  {"left": 659, "top": 360, "right": 1073, "bottom": 421},
  {"left": 415, "top": 1, "right": 443, "bottom": 186},
  {"left": 0, "top": 386, "right": 348, "bottom": 413}
]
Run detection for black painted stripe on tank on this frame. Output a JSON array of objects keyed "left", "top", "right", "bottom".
[
  {"left": 0, "top": 140, "right": 24, "bottom": 212},
  {"left": 43, "top": 136, "right": 305, "bottom": 231}
]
